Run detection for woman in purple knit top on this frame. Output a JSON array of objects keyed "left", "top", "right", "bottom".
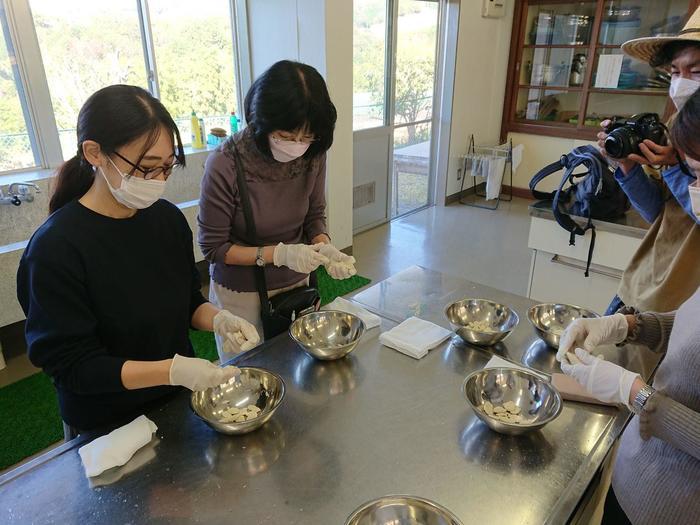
[{"left": 198, "top": 60, "right": 356, "bottom": 360}]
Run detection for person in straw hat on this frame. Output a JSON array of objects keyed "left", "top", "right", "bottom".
[{"left": 596, "top": 8, "right": 700, "bottom": 320}]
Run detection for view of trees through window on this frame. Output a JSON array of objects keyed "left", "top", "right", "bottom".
[
  {"left": 31, "top": 0, "right": 148, "bottom": 160},
  {"left": 0, "top": 10, "right": 36, "bottom": 172},
  {"left": 149, "top": 0, "right": 236, "bottom": 147},
  {"left": 353, "top": 0, "right": 438, "bottom": 141},
  {"left": 26, "top": 0, "right": 237, "bottom": 162}
]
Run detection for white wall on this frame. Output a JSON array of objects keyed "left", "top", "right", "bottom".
[
  {"left": 245, "top": 0, "right": 354, "bottom": 250},
  {"left": 444, "top": 2, "right": 596, "bottom": 198},
  {"left": 445, "top": 0, "right": 515, "bottom": 197}
]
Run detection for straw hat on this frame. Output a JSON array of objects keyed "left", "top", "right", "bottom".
[{"left": 622, "top": 7, "right": 700, "bottom": 64}]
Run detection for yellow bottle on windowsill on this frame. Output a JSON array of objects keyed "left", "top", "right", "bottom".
[{"left": 191, "top": 110, "right": 204, "bottom": 149}]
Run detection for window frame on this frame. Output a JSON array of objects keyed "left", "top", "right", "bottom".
[{"left": 0, "top": 0, "right": 249, "bottom": 175}]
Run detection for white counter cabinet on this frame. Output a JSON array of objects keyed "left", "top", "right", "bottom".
[{"left": 527, "top": 203, "right": 648, "bottom": 314}]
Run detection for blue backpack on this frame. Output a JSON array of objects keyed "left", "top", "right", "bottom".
[{"left": 529, "top": 145, "right": 629, "bottom": 276}]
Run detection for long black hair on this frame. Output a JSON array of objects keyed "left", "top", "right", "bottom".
[
  {"left": 244, "top": 60, "right": 337, "bottom": 159},
  {"left": 49, "top": 85, "right": 185, "bottom": 213},
  {"left": 671, "top": 88, "right": 700, "bottom": 161}
]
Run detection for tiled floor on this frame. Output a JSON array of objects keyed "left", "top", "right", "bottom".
[{"left": 353, "top": 197, "right": 533, "bottom": 296}]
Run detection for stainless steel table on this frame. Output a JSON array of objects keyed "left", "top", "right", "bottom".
[{"left": 1, "top": 266, "right": 660, "bottom": 525}]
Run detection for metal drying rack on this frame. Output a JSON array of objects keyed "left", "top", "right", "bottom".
[{"left": 458, "top": 134, "right": 513, "bottom": 210}]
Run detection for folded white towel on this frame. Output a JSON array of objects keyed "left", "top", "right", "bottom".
[
  {"left": 380, "top": 317, "right": 452, "bottom": 359},
  {"left": 78, "top": 415, "right": 158, "bottom": 478},
  {"left": 484, "top": 355, "right": 531, "bottom": 372},
  {"left": 323, "top": 297, "right": 381, "bottom": 329}
]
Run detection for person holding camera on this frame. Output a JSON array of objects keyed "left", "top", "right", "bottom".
[{"left": 596, "top": 9, "right": 700, "bottom": 316}]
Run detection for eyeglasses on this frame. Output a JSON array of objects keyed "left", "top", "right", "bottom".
[
  {"left": 271, "top": 133, "right": 316, "bottom": 144},
  {"left": 112, "top": 151, "right": 180, "bottom": 180}
]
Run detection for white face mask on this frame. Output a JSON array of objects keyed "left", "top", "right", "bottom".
[
  {"left": 100, "top": 156, "right": 166, "bottom": 209},
  {"left": 268, "top": 135, "right": 311, "bottom": 163},
  {"left": 689, "top": 183, "right": 700, "bottom": 218},
  {"left": 669, "top": 77, "right": 700, "bottom": 110}
]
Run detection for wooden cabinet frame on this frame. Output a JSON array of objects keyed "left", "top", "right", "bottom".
[{"left": 500, "top": 0, "right": 700, "bottom": 142}]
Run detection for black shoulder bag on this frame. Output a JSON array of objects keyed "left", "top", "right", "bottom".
[{"left": 232, "top": 147, "right": 320, "bottom": 339}]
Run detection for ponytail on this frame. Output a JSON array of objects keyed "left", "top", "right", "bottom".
[{"left": 49, "top": 154, "right": 95, "bottom": 214}]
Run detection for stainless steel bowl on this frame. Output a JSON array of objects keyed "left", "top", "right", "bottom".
[
  {"left": 445, "top": 298, "right": 519, "bottom": 346},
  {"left": 289, "top": 310, "right": 366, "bottom": 360},
  {"left": 527, "top": 303, "right": 599, "bottom": 349},
  {"left": 463, "top": 367, "right": 562, "bottom": 436},
  {"left": 346, "top": 495, "right": 463, "bottom": 525},
  {"left": 190, "top": 367, "right": 285, "bottom": 435}
]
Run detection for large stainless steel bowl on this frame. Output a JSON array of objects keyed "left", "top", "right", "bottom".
[
  {"left": 463, "top": 367, "right": 562, "bottom": 436},
  {"left": 445, "top": 298, "right": 519, "bottom": 346},
  {"left": 345, "top": 495, "right": 463, "bottom": 525},
  {"left": 527, "top": 303, "right": 599, "bottom": 349},
  {"left": 289, "top": 310, "right": 366, "bottom": 360},
  {"left": 190, "top": 367, "right": 285, "bottom": 435}
]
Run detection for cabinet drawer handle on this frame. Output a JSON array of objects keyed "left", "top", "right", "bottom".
[{"left": 550, "top": 254, "right": 623, "bottom": 280}]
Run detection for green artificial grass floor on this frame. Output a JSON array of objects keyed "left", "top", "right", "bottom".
[{"left": 0, "top": 267, "right": 370, "bottom": 471}]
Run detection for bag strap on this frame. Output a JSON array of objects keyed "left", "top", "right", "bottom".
[
  {"left": 529, "top": 154, "right": 568, "bottom": 200},
  {"left": 553, "top": 146, "right": 605, "bottom": 277},
  {"left": 231, "top": 146, "right": 272, "bottom": 313}
]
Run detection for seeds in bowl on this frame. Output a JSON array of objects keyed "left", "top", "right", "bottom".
[
  {"left": 481, "top": 400, "right": 524, "bottom": 424},
  {"left": 220, "top": 404, "right": 262, "bottom": 423},
  {"left": 465, "top": 320, "right": 497, "bottom": 333}
]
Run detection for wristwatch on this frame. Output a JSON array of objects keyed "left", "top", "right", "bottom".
[
  {"left": 255, "top": 247, "right": 266, "bottom": 267},
  {"left": 631, "top": 384, "right": 656, "bottom": 414}
]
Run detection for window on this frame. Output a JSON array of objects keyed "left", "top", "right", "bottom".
[
  {"left": 149, "top": 0, "right": 237, "bottom": 145},
  {"left": 353, "top": 0, "right": 388, "bottom": 130},
  {"left": 1, "top": 0, "right": 242, "bottom": 174},
  {"left": 30, "top": 0, "right": 149, "bottom": 160},
  {"left": 0, "top": 7, "right": 37, "bottom": 171}
]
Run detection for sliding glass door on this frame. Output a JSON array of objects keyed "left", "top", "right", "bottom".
[{"left": 353, "top": 0, "right": 441, "bottom": 230}]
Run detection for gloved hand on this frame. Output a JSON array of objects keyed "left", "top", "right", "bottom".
[
  {"left": 560, "top": 348, "right": 640, "bottom": 407},
  {"left": 213, "top": 310, "right": 260, "bottom": 355},
  {"left": 318, "top": 244, "right": 357, "bottom": 280},
  {"left": 169, "top": 354, "right": 240, "bottom": 391},
  {"left": 555, "top": 313, "right": 629, "bottom": 363},
  {"left": 273, "top": 243, "right": 329, "bottom": 274}
]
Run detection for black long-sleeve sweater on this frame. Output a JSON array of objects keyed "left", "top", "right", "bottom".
[{"left": 17, "top": 199, "right": 207, "bottom": 430}]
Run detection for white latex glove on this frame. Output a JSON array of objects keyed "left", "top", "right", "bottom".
[
  {"left": 318, "top": 244, "right": 357, "bottom": 280},
  {"left": 555, "top": 313, "right": 629, "bottom": 362},
  {"left": 169, "top": 354, "right": 240, "bottom": 391},
  {"left": 213, "top": 310, "right": 260, "bottom": 355},
  {"left": 560, "top": 348, "right": 640, "bottom": 407},
  {"left": 273, "top": 242, "right": 329, "bottom": 274}
]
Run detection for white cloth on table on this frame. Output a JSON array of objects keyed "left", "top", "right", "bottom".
[
  {"left": 78, "top": 415, "right": 158, "bottom": 478},
  {"left": 323, "top": 297, "right": 381, "bottom": 330},
  {"left": 379, "top": 316, "right": 452, "bottom": 359},
  {"left": 484, "top": 355, "right": 532, "bottom": 372}
]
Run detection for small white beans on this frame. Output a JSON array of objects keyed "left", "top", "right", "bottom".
[
  {"left": 466, "top": 320, "right": 497, "bottom": 333},
  {"left": 481, "top": 400, "right": 524, "bottom": 424},
  {"left": 220, "top": 404, "right": 262, "bottom": 423}
]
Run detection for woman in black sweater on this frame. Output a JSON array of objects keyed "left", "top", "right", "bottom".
[{"left": 16, "top": 85, "right": 260, "bottom": 432}]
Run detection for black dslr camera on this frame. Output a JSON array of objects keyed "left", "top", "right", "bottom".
[{"left": 603, "top": 113, "right": 667, "bottom": 159}]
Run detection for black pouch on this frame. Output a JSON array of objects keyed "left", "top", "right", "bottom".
[{"left": 233, "top": 147, "right": 320, "bottom": 339}]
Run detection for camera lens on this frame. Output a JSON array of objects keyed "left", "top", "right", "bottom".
[{"left": 604, "top": 127, "right": 640, "bottom": 159}]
